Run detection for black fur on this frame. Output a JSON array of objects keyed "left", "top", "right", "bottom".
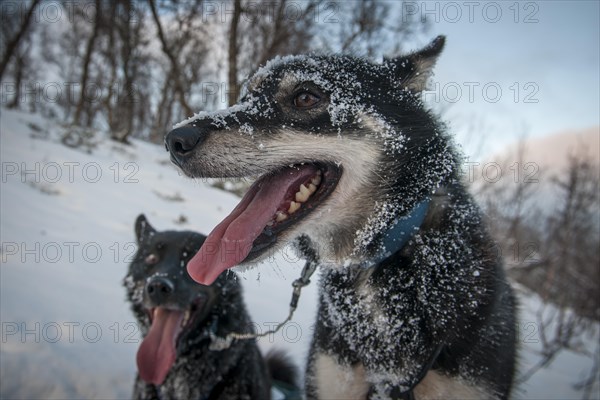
[
  {"left": 165, "top": 36, "right": 517, "bottom": 399},
  {"left": 266, "top": 349, "right": 300, "bottom": 389},
  {"left": 306, "top": 184, "right": 516, "bottom": 398},
  {"left": 125, "top": 214, "right": 286, "bottom": 399}
]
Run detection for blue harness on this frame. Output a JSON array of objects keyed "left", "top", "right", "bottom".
[
  {"left": 369, "top": 199, "right": 431, "bottom": 265},
  {"left": 367, "top": 198, "right": 441, "bottom": 400}
]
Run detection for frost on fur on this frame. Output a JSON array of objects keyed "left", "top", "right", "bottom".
[{"left": 166, "top": 38, "right": 516, "bottom": 397}]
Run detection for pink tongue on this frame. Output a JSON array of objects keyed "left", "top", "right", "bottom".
[
  {"left": 136, "top": 308, "right": 183, "bottom": 385},
  {"left": 188, "top": 165, "right": 318, "bottom": 284}
]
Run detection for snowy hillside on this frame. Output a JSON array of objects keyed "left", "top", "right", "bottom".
[
  {"left": 0, "top": 108, "right": 318, "bottom": 399},
  {"left": 0, "top": 108, "right": 597, "bottom": 399}
]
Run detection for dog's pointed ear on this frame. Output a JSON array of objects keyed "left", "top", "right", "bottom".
[
  {"left": 135, "top": 214, "right": 156, "bottom": 243},
  {"left": 385, "top": 35, "right": 445, "bottom": 93}
]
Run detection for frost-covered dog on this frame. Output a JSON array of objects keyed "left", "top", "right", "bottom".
[
  {"left": 124, "top": 214, "right": 297, "bottom": 399},
  {"left": 165, "top": 36, "right": 516, "bottom": 399}
]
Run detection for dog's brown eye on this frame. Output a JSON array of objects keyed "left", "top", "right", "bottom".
[
  {"left": 294, "top": 92, "right": 320, "bottom": 109},
  {"left": 145, "top": 254, "right": 158, "bottom": 265}
]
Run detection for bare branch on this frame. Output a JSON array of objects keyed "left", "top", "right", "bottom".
[
  {"left": 148, "top": 0, "right": 193, "bottom": 116},
  {"left": 0, "top": 0, "right": 41, "bottom": 81},
  {"left": 73, "top": 0, "right": 102, "bottom": 126},
  {"left": 228, "top": 0, "right": 242, "bottom": 106}
]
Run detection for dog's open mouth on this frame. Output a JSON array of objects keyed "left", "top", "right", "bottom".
[
  {"left": 187, "top": 163, "right": 341, "bottom": 284},
  {"left": 136, "top": 298, "right": 205, "bottom": 385}
]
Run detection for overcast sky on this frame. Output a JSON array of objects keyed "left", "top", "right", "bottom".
[{"left": 404, "top": 0, "right": 600, "bottom": 157}]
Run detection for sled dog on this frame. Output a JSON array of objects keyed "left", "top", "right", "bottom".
[
  {"left": 165, "top": 36, "right": 516, "bottom": 399},
  {"left": 125, "top": 214, "right": 297, "bottom": 399}
]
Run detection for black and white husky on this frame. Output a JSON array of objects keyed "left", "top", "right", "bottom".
[{"left": 165, "top": 36, "right": 517, "bottom": 399}]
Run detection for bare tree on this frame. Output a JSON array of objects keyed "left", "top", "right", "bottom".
[
  {"left": 7, "top": 0, "right": 427, "bottom": 141},
  {"left": 225, "top": 0, "right": 320, "bottom": 105},
  {"left": 227, "top": 0, "right": 242, "bottom": 106},
  {"left": 1, "top": 0, "right": 42, "bottom": 111},
  {"left": 224, "top": 0, "right": 428, "bottom": 106},
  {"left": 145, "top": 0, "right": 212, "bottom": 141},
  {"left": 338, "top": 0, "right": 393, "bottom": 56},
  {"left": 322, "top": 0, "right": 429, "bottom": 57},
  {"left": 478, "top": 144, "right": 600, "bottom": 397},
  {"left": 0, "top": 0, "right": 41, "bottom": 82},
  {"left": 72, "top": 0, "right": 102, "bottom": 126},
  {"left": 541, "top": 156, "right": 600, "bottom": 317},
  {"left": 148, "top": 0, "right": 194, "bottom": 117},
  {"left": 6, "top": 35, "right": 33, "bottom": 109},
  {"left": 517, "top": 155, "right": 599, "bottom": 398},
  {"left": 109, "top": 0, "right": 153, "bottom": 142}
]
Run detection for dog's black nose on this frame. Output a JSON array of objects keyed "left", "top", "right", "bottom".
[
  {"left": 146, "top": 277, "right": 175, "bottom": 304},
  {"left": 165, "top": 126, "right": 204, "bottom": 162}
]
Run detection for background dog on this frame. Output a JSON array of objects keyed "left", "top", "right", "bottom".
[
  {"left": 165, "top": 36, "right": 516, "bottom": 399},
  {"left": 124, "top": 214, "right": 297, "bottom": 399}
]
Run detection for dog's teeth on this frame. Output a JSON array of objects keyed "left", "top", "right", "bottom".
[
  {"left": 295, "top": 184, "right": 311, "bottom": 202},
  {"left": 288, "top": 201, "right": 301, "bottom": 214},
  {"left": 182, "top": 310, "right": 190, "bottom": 327},
  {"left": 311, "top": 174, "right": 322, "bottom": 186},
  {"left": 294, "top": 191, "right": 306, "bottom": 203},
  {"left": 308, "top": 183, "right": 317, "bottom": 193},
  {"left": 276, "top": 212, "right": 288, "bottom": 222}
]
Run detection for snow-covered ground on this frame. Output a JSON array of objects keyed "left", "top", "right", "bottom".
[{"left": 1, "top": 108, "right": 598, "bottom": 399}]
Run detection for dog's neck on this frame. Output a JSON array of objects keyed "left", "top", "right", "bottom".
[{"left": 368, "top": 199, "right": 431, "bottom": 266}]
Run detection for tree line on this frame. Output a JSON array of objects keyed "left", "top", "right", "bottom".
[{"left": 1, "top": 0, "right": 426, "bottom": 143}]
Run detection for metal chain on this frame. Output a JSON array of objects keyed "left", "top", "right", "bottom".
[{"left": 209, "top": 247, "right": 319, "bottom": 351}]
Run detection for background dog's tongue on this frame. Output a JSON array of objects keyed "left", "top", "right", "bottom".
[
  {"left": 136, "top": 308, "right": 183, "bottom": 385},
  {"left": 187, "top": 166, "right": 317, "bottom": 284}
]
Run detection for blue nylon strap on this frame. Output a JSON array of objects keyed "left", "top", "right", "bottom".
[{"left": 369, "top": 199, "right": 431, "bottom": 265}]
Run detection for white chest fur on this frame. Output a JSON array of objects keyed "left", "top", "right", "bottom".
[
  {"left": 313, "top": 353, "right": 494, "bottom": 400},
  {"left": 314, "top": 353, "right": 370, "bottom": 400}
]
